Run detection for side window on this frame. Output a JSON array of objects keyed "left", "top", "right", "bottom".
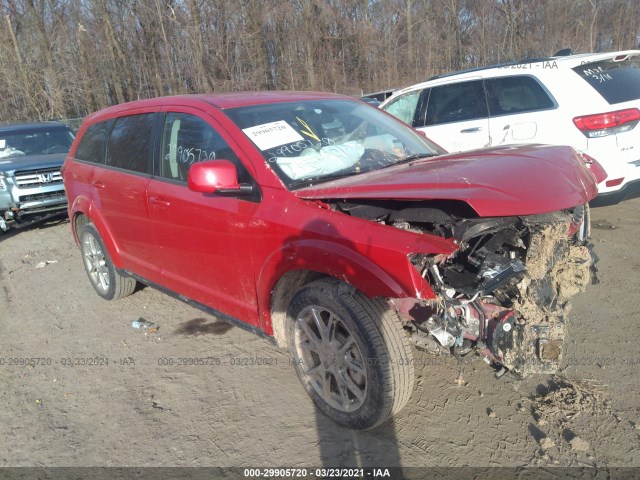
[
  {"left": 485, "top": 76, "right": 555, "bottom": 115},
  {"left": 75, "top": 120, "right": 113, "bottom": 164},
  {"left": 425, "top": 80, "right": 488, "bottom": 125},
  {"left": 159, "top": 112, "right": 240, "bottom": 182},
  {"left": 382, "top": 90, "right": 422, "bottom": 126},
  {"left": 106, "top": 114, "right": 154, "bottom": 173}
]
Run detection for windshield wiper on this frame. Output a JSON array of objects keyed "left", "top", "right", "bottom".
[
  {"left": 313, "top": 171, "right": 362, "bottom": 184},
  {"left": 289, "top": 153, "right": 437, "bottom": 189},
  {"left": 372, "top": 152, "right": 437, "bottom": 171},
  {"left": 396, "top": 153, "right": 437, "bottom": 164}
]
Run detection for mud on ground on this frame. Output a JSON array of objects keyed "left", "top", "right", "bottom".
[{"left": 0, "top": 199, "right": 639, "bottom": 471}]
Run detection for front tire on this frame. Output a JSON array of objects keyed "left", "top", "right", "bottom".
[
  {"left": 80, "top": 223, "right": 136, "bottom": 300},
  {"left": 286, "top": 278, "right": 415, "bottom": 430}
]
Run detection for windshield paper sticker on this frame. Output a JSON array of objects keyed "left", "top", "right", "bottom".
[{"left": 243, "top": 121, "right": 304, "bottom": 151}]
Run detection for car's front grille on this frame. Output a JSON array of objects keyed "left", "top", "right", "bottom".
[
  {"left": 14, "top": 167, "right": 63, "bottom": 187},
  {"left": 18, "top": 190, "right": 66, "bottom": 204}
]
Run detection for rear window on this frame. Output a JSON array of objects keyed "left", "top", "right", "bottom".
[
  {"left": 75, "top": 120, "right": 113, "bottom": 164},
  {"left": 572, "top": 56, "right": 640, "bottom": 104}
]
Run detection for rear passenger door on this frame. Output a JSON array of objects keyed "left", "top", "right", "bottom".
[
  {"left": 91, "top": 113, "right": 157, "bottom": 279},
  {"left": 146, "top": 107, "right": 261, "bottom": 325},
  {"left": 485, "top": 75, "right": 558, "bottom": 147},
  {"left": 419, "top": 79, "right": 490, "bottom": 152}
]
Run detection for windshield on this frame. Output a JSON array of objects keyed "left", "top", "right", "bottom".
[
  {"left": 225, "top": 99, "right": 445, "bottom": 189},
  {"left": 0, "top": 127, "right": 74, "bottom": 159}
]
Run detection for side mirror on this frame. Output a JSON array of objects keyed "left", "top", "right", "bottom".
[{"left": 187, "top": 160, "right": 253, "bottom": 195}]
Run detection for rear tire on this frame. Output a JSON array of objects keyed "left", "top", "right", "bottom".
[
  {"left": 286, "top": 278, "right": 415, "bottom": 430},
  {"left": 80, "top": 223, "right": 136, "bottom": 300}
]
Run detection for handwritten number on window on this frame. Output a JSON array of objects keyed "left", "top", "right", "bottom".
[{"left": 165, "top": 145, "right": 217, "bottom": 165}]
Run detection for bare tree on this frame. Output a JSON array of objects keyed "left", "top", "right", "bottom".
[{"left": 0, "top": 0, "right": 638, "bottom": 123}]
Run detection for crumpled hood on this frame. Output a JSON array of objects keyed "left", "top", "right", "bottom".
[
  {"left": 294, "top": 145, "right": 599, "bottom": 217},
  {"left": 0, "top": 153, "right": 66, "bottom": 175}
]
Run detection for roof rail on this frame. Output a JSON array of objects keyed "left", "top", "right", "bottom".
[{"left": 426, "top": 49, "right": 575, "bottom": 81}]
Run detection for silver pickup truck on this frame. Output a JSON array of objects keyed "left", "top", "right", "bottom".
[{"left": 0, "top": 122, "right": 74, "bottom": 232}]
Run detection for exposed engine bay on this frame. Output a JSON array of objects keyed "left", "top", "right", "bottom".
[{"left": 331, "top": 200, "right": 595, "bottom": 377}]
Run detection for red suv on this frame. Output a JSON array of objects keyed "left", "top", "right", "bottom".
[{"left": 63, "top": 92, "right": 604, "bottom": 429}]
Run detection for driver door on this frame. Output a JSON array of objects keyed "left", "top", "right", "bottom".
[{"left": 146, "top": 108, "right": 261, "bottom": 325}]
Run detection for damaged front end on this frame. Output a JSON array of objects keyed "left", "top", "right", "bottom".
[{"left": 336, "top": 200, "right": 595, "bottom": 377}]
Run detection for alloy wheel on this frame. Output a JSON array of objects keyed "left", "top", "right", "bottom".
[{"left": 294, "top": 305, "right": 368, "bottom": 412}]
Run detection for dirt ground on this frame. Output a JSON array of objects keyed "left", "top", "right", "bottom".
[{"left": 0, "top": 197, "right": 639, "bottom": 473}]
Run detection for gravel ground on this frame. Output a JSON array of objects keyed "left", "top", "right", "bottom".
[{"left": 0, "top": 197, "right": 639, "bottom": 474}]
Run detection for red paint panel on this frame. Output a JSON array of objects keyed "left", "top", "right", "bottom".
[
  {"left": 65, "top": 93, "right": 599, "bottom": 341},
  {"left": 295, "top": 145, "right": 599, "bottom": 217}
]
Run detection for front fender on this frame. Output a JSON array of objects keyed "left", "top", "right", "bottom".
[{"left": 256, "top": 238, "right": 438, "bottom": 335}]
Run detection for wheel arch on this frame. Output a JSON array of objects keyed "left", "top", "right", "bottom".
[
  {"left": 269, "top": 269, "right": 327, "bottom": 348},
  {"left": 69, "top": 197, "right": 123, "bottom": 268},
  {"left": 260, "top": 239, "right": 413, "bottom": 348}
]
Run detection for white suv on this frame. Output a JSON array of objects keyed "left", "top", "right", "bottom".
[{"left": 380, "top": 50, "right": 640, "bottom": 202}]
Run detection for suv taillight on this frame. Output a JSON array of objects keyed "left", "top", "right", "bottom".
[{"left": 573, "top": 108, "right": 640, "bottom": 138}]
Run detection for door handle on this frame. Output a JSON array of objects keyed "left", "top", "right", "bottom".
[
  {"left": 460, "top": 127, "right": 482, "bottom": 133},
  {"left": 91, "top": 180, "right": 105, "bottom": 189},
  {"left": 148, "top": 196, "right": 171, "bottom": 207}
]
